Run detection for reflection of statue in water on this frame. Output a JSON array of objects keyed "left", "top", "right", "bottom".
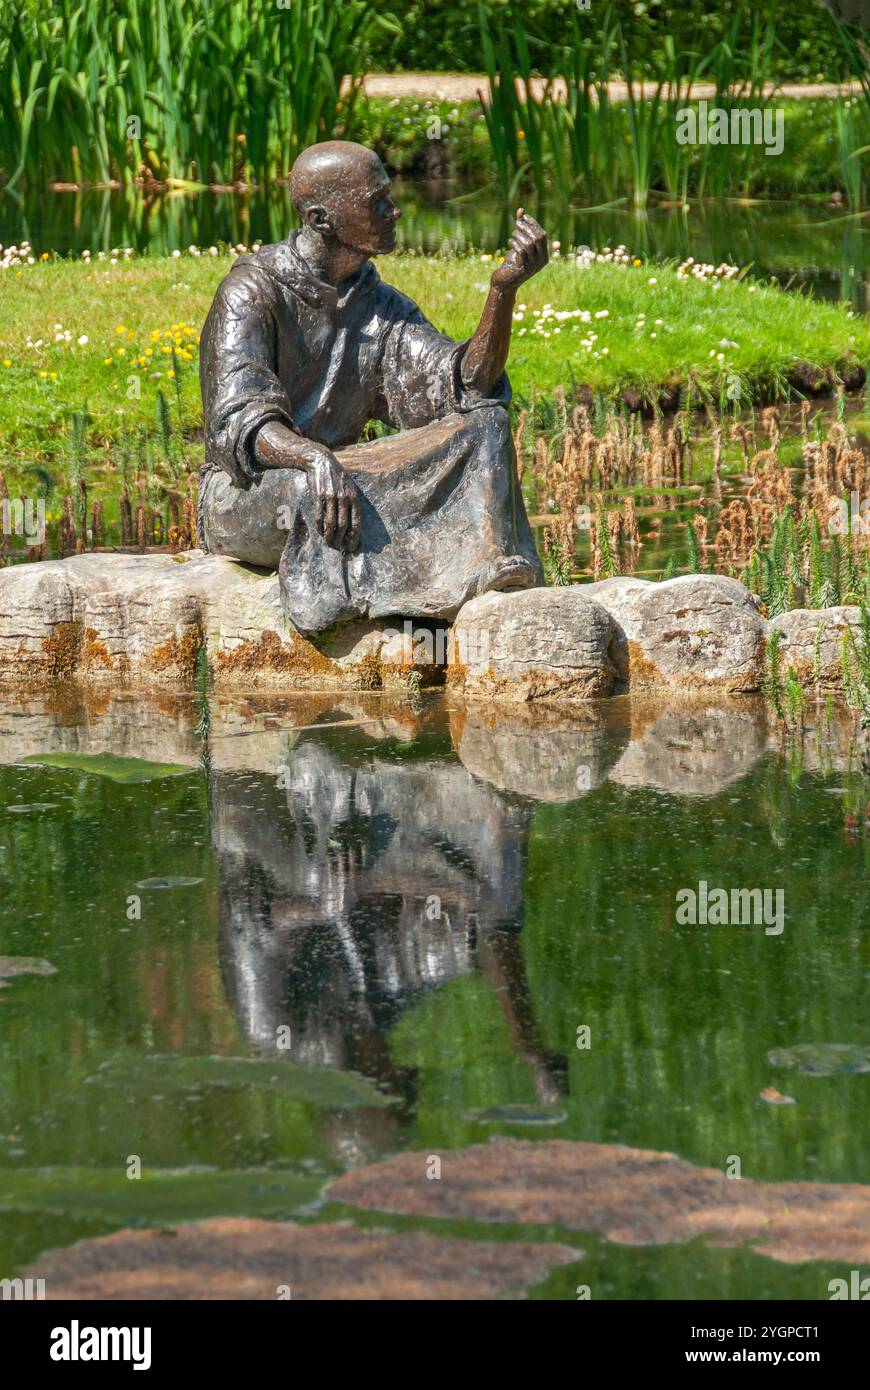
[
  {"left": 198, "top": 141, "right": 546, "bottom": 636},
  {"left": 211, "top": 730, "right": 565, "bottom": 1109}
]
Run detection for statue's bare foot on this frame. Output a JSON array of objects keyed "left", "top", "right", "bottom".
[{"left": 475, "top": 555, "right": 539, "bottom": 597}]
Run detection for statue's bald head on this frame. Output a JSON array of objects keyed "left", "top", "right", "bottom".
[
  {"left": 289, "top": 141, "right": 399, "bottom": 260},
  {"left": 291, "top": 142, "right": 385, "bottom": 217}
]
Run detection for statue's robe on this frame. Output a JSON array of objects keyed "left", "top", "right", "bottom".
[{"left": 198, "top": 231, "right": 542, "bottom": 634}]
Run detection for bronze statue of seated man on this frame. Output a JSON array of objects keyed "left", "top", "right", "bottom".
[{"left": 198, "top": 140, "right": 547, "bottom": 636}]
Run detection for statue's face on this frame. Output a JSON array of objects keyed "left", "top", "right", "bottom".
[{"left": 319, "top": 159, "right": 400, "bottom": 257}]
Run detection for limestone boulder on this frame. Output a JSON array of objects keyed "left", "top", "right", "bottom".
[
  {"left": 585, "top": 573, "right": 765, "bottom": 693},
  {"left": 449, "top": 586, "right": 621, "bottom": 702},
  {"left": 0, "top": 554, "right": 441, "bottom": 692},
  {"left": 767, "top": 606, "right": 862, "bottom": 689}
]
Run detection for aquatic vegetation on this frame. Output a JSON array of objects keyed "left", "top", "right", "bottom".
[
  {"left": 0, "top": 0, "right": 390, "bottom": 187},
  {"left": 475, "top": 2, "right": 870, "bottom": 206},
  {"left": 21, "top": 752, "right": 195, "bottom": 782},
  {"left": 0, "top": 1166, "right": 322, "bottom": 1223},
  {"left": 840, "top": 601, "right": 870, "bottom": 722},
  {"left": 0, "top": 957, "right": 57, "bottom": 977},
  {"left": 88, "top": 1054, "right": 397, "bottom": 1108}
]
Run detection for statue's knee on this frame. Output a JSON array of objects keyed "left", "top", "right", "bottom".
[
  {"left": 271, "top": 471, "right": 310, "bottom": 533},
  {"left": 460, "top": 403, "right": 510, "bottom": 449}
]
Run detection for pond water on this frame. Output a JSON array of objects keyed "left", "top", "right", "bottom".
[
  {"left": 0, "top": 690, "right": 868, "bottom": 1298},
  {"left": 2, "top": 180, "right": 867, "bottom": 309}
]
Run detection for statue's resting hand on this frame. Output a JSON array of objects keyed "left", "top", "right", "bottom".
[
  {"left": 255, "top": 422, "right": 360, "bottom": 552},
  {"left": 306, "top": 447, "right": 361, "bottom": 553}
]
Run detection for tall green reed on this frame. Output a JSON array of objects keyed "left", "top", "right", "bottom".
[{"left": 0, "top": 0, "right": 393, "bottom": 187}]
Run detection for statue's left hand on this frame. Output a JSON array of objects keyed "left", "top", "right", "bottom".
[{"left": 490, "top": 209, "right": 548, "bottom": 291}]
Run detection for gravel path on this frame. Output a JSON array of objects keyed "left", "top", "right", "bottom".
[{"left": 359, "top": 72, "right": 865, "bottom": 103}]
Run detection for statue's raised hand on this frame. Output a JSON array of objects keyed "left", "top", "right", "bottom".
[
  {"left": 490, "top": 209, "right": 548, "bottom": 291},
  {"left": 307, "top": 446, "right": 361, "bottom": 553}
]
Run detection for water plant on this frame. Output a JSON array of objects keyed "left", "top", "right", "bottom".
[
  {"left": 840, "top": 602, "right": 870, "bottom": 724},
  {"left": 473, "top": 1, "right": 869, "bottom": 207},
  {"left": 0, "top": 0, "right": 394, "bottom": 187}
]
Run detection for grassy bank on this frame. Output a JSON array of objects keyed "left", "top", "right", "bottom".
[{"left": 0, "top": 246, "right": 867, "bottom": 477}]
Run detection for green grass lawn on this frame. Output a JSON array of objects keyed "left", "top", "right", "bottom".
[{"left": 0, "top": 248, "right": 867, "bottom": 483}]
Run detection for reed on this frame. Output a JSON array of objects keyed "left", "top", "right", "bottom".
[
  {"left": 474, "top": 2, "right": 868, "bottom": 207},
  {"left": 0, "top": 0, "right": 387, "bottom": 187}
]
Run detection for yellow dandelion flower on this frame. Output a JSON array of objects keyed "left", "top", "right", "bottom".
[
  {"left": 116, "top": 347, "right": 126, "bottom": 356},
  {"left": 2, "top": 359, "right": 11, "bottom": 368},
  {"left": 167, "top": 369, "right": 175, "bottom": 378},
  {"left": 103, "top": 358, "right": 113, "bottom": 365},
  {"left": 115, "top": 325, "right": 126, "bottom": 334},
  {"left": 145, "top": 348, "right": 153, "bottom": 357}
]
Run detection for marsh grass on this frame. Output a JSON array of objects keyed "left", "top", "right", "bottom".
[
  {"left": 0, "top": 0, "right": 393, "bottom": 188},
  {"left": 475, "top": 1, "right": 869, "bottom": 207}
]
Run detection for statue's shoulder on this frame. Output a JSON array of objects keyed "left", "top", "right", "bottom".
[
  {"left": 208, "top": 251, "right": 283, "bottom": 316},
  {"left": 371, "top": 278, "right": 427, "bottom": 328}
]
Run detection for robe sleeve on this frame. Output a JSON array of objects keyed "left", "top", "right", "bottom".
[
  {"left": 377, "top": 295, "right": 510, "bottom": 431},
  {"left": 200, "top": 267, "right": 299, "bottom": 487}
]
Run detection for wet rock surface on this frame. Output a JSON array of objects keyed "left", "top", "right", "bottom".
[
  {"left": 585, "top": 574, "right": 766, "bottom": 694},
  {"left": 24, "top": 1218, "right": 580, "bottom": 1299},
  {"left": 328, "top": 1139, "right": 870, "bottom": 1265},
  {"left": 768, "top": 606, "right": 862, "bottom": 688},
  {"left": 0, "top": 553, "right": 437, "bottom": 692},
  {"left": 449, "top": 586, "right": 621, "bottom": 701},
  {"left": 0, "top": 554, "right": 859, "bottom": 701}
]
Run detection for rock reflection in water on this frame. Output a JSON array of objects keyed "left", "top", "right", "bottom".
[{"left": 211, "top": 726, "right": 566, "bottom": 1111}]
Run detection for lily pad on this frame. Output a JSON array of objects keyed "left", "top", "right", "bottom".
[
  {"left": 465, "top": 1104, "right": 568, "bottom": 1126},
  {"left": 135, "top": 876, "right": 204, "bottom": 890},
  {"left": 0, "top": 957, "right": 57, "bottom": 978},
  {"left": 767, "top": 1044, "right": 870, "bottom": 1076},
  {"left": 86, "top": 1055, "right": 396, "bottom": 1109},
  {"left": 22, "top": 752, "right": 196, "bottom": 783},
  {"left": 0, "top": 1167, "right": 321, "bottom": 1225}
]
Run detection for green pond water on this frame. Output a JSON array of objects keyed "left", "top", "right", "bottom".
[
  {"left": 1, "top": 180, "right": 867, "bottom": 309},
  {"left": 0, "top": 691, "right": 868, "bottom": 1298}
]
